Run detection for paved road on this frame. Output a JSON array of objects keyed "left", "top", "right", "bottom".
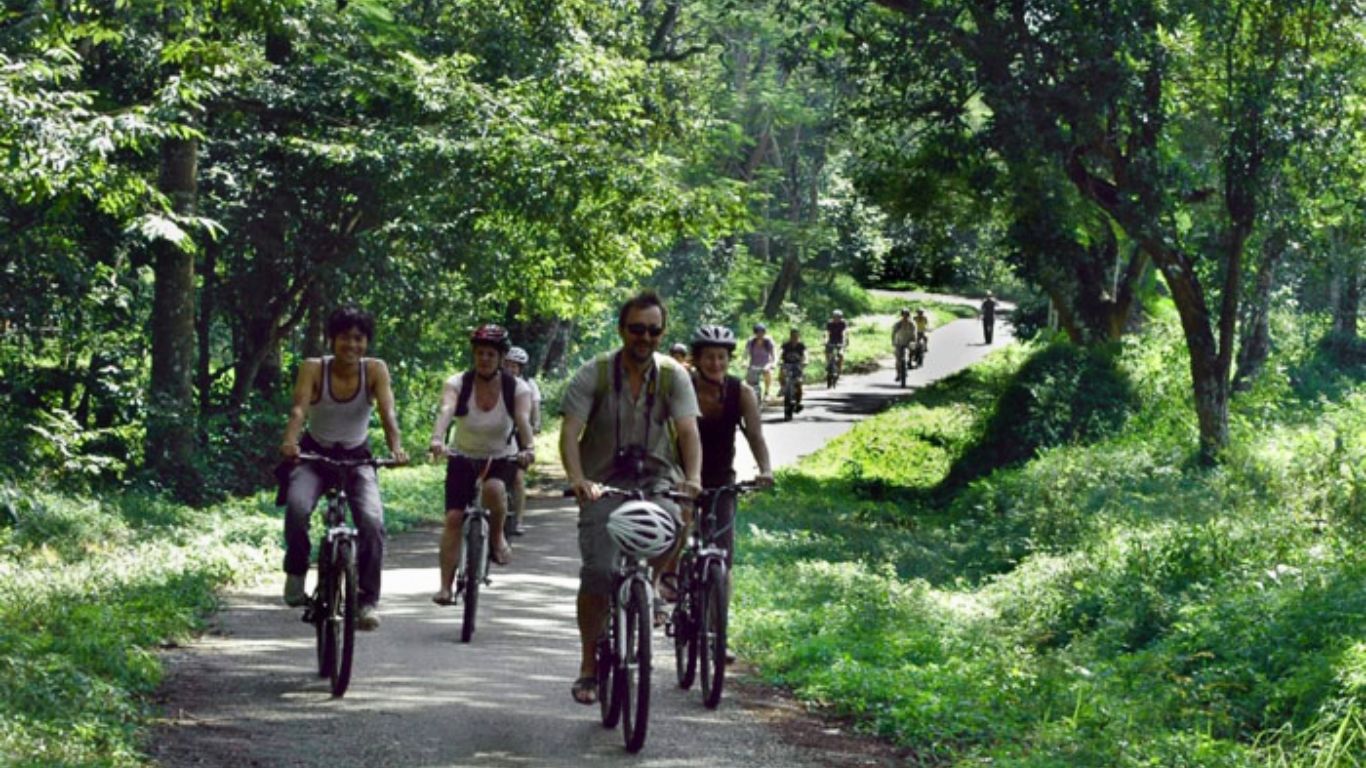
[{"left": 149, "top": 311, "right": 1012, "bottom": 768}]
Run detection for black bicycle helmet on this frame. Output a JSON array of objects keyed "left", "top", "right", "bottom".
[
  {"left": 691, "top": 324, "right": 737, "bottom": 353},
  {"left": 470, "top": 323, "right": 511, "bottom": 352},
  {"left": 753, "top": 322, "right": 767, "bottom": 333}
]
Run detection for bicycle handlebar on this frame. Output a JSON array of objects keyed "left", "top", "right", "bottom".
[
  {"left": 296, "top": 453, "right": 407, "bottom": 469},
  {"left": 561, "top": 485, "right": 693, "bottom": 504}
]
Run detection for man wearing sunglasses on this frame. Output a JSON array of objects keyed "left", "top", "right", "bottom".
[{"left": 559, "top": 290, "right": 702, "bottom": 705}]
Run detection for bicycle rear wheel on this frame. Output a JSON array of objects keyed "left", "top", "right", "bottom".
[
  {"left": 460, "top": 516, "right": 487, "bottom": 643},
  {"left": 673, "top": 569, "right": 697, "bottom": 689},
  {"left": 699, "top": 559, "right": 729, "bottom": 709},
  {"left": 621, "top": 580, "right": 652, "bottom": 753},
  {"left": 330, "top": 539, "right": 358, "bottom": 697},
  {"left": 598, "top": 619, "right": 621, "bottom": 728}
]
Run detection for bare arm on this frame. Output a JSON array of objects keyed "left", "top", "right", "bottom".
[
  {"left": 369, "top": 359, "right": 408, "bottom": 463},
  {"left": 512, "top": 389, "right": 535, "bottom": 466},
  {"left": 738, "top": 384, "right": 774, "bottom": 485},
  {"left": 429, "top": 376, "right": 461, "bottom": 460},
  {"left": 559, "top": 413, "right": 599, "bottom": 502},
  {"left": 280, "top": 359, "right": 322, "bottom": 459}
]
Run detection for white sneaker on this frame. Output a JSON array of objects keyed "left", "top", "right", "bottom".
[
  {"left": 358, "top": 604, "right": 381, "bottom": 631},
  {"left": 283, "top": 574, "right": 307, "bottom": 606}
]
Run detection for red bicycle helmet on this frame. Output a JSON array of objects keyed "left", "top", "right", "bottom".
[{"left": 470, "top": 324, "right": 511, "bottom": 352}]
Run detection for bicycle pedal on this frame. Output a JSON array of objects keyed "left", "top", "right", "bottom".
[{"left": 301, "top": 606, "right": 316, "bottom": 623}]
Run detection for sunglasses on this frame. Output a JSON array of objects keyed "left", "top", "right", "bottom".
[{"left": 625, "top": 323, "right": 665, "bottom": 338}]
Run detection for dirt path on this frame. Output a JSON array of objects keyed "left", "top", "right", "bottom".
[{"left": 148, "top": 302, "right": 1012, "bottom": 768}]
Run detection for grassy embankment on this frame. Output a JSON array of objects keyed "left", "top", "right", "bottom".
[
  {"left": 0, "top": 466, "right": 447, "bottom": 767},
  {"left": 731, "top": 311, "right": 1366, "bottom": 766}
]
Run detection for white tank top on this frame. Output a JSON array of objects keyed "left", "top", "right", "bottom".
[
  {"left": 451, "top": 376, "right": 528, "bottom": 459},
  {"left": 307, "top": 357, "right": 372, "bottom": 449}
]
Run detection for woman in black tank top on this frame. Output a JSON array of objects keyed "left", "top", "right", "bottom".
[{"left": 689, "top": 326, "right": 775, "bottom": 569}]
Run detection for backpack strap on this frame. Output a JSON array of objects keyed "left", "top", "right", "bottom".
[{"left": 453, "top": 370, "right": 477, "bottom": 417}]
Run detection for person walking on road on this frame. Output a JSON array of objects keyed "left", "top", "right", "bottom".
[
  {"left": 981, "top": 292, "right": 998, "bottom": 344},
  {"left": 744, "top": 323, "right": 776, "bottom": 401},
  {"left": 278, "top": 305, "right": 409, "bottom": 631},
  {"left": 559, "top": 290, "right": 702, "bottom": 705},
  {"left": 428, "top": 325, "right": 535, "bottom": 605}
]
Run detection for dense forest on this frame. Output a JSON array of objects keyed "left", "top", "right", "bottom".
[{"left": 2, "top": 1, "right": 1365, "bottom": 765}]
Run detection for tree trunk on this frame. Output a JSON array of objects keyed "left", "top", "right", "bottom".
[
  {"left": 540, "top": 319, "right": 573, "bottom": 377},
  {"left": 1331, "top": 245, "right": 1360, "bottom": 346},
  {"left": 196, "top": 237, "right": 218, "bottom": 411},
  {"left": 762, "top": 245, "right": 800, "bottom": 318},
  {"left": 301, "top": 281, "right": 327, "bottom": 358},
  {"left": 1233, "top": 231, "right": 1284, "bottom": 391},
  {"left": 146, "top": 137, "right": 200, "bottom": 494}
]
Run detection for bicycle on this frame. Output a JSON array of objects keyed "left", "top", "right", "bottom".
[
  {"left": 565, "top": 485, "right": 688, "bottom": 753},
  {"left": 825, "top": 342, "right": 844, "bottom": 389},
  {"left": 297, "top": 453, "right": 401, "bottom": 698},
  {"left": 667, "top": 481, "right": 760, "bottom": 709},
  {"left": 895, "top": 344, "right": 909, "bottom": 387},
  {"left": 911, "top": 333, "right": 927, "bottom": 370},
  {"left": 744, "top": 365, "right": 770, "bottom": 404},
  {"left": 780, "top": 360, "right": 803, "bottom": 421},
  {"left": 446, "top": 455, "right": 496, "bottom": 643}
]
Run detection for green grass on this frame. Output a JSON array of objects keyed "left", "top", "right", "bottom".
[
  {"left": 0, "top": 464, "right": 444, "bottom": 767},
  {"left": 731, "top": 314, "right": 1366, "bottom": 766}
]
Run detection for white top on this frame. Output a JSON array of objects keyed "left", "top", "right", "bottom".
[
  {"left": 449, "top": 375, "right": 531, "bottom": 459},
  {"left": 308, "top": 356, "right": 371, "bottom": 449}
]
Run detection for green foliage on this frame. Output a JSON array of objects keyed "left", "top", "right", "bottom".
[
  {"left": 732, "top": 316, "right": 1366, "bottom": 765},
  {"left": 948, "top": 341, "right": 1138, "bottom": 486},
  {"left": 0, "top": 461, "right": 438, "bottom": 767}
]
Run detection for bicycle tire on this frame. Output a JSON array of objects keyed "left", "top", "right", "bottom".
[
  {"left": 331, "top": 539, "right": 358, "bottom": 697},
  {"left": 783, "top": 385, "right": 793, "bottom": 421},
  {"left": 621, "top": 579, "right": 652, "bottom": 753},
  {"left": 673, "top": 567, "right": 697, "bottom": 689},
  {"left": 699, "top": 559, "right": 728, "bottom": 709},
  {"left": 316, "top": 540, "right": 335, "bottom": 679},
  {"left": 597, "top": 630, "right": 621, "bottom": 728},
  {"left": 461, "top": 516, "right": 486, "bottom": 643}
]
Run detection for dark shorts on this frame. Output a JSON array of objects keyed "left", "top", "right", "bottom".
[{"left": 445, "top": 455, "right": 518, "bottom": 510}]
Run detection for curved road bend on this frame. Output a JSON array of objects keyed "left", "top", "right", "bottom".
[{"left": 150, "top": 310, "right": 1013, "bottom": 768}]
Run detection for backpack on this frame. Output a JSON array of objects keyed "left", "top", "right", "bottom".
[
  {"left": 584, "top": 351, "right": 679, "bottom": 447},
  {"left": 452, "top": 369, "right": 526, "bottom": 449}
]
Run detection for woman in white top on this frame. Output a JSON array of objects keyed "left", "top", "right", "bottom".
[
  {"left": 502, "top": 346, "right": 541, "bottom": 536},
  {"left": 428, "top": 325, "right": 535, "bottom": 604}
]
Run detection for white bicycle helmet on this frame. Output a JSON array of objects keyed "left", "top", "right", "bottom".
[
  {"left": 506, "top": 346, "right": 530, "bottom": 365},
  {"left": 691, "top": 324, "right": 737, "bottom": 352},
  {"left": 606, "top": 500, "right": 680, "bottom": 559}
]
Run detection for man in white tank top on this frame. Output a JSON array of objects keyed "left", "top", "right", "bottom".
[
  {"left": 428, "top": 325, "right": 535, "bottom": 605},
  {"left": 279, "top": 306, "right": 408, "bottom": 630}
]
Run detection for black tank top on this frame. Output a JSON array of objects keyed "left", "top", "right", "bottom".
[{"left": 695, "top": 373, "right": 742, "bottom": 488}]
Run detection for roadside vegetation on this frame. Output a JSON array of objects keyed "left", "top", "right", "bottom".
[
  {"left": 0, "top": 469, "right": 439, "bottom": 767},
  {"left": 732, "top": 309, "right": 1366, "bottom": 766}
]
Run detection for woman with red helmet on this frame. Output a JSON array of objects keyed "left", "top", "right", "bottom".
[{"left": 428, "top": 324, "right": 536, "bottom": 604}]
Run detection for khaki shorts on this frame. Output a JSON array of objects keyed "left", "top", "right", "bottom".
[{"left": 577, "top": 477, "right": 681, "bottom": 596}]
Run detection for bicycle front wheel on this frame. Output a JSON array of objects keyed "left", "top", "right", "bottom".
[
  {"left": 597, "top": 629, "right": 620, "bottom": 728},
  {"left": 460, "top": 517, "right": 487, "bottom": 643},
  {"left": 699, "top": 559, "right": 729, "bottom": 708},
  {"left": 330, "top": 539, "right": 358, "bottom": 698},
  {"left": 315, "top": 541, "right": 335, "bottom": 678},
  {"left": 621, "top": 579, "right": 652, "bottom": 752}
]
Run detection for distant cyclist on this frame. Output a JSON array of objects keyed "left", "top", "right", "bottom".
[
  {"left": 914, "top": 308, "right": 930, "bottom": 349},
  {"left": 825, "top": 309, "right": 848, "bottom": 376},
  {"left": 744, "top": 323, "right": 776, "bottom": 400},
  {"left": 668, "top": 342, "right": 691, "bottom": 370},
  {"left": 428, "top": 325, "right": 535, "bottom": 605},
  {"left": 278, "top": 305, "right": 409, "bottom": 631},
  {"left": 981, "top": 292, "right": 998, "bottom": 344},
  {"left": 502, "top": 345, "right": 542, "bottom": 537},
  {"left": 780, "top": 328, "right": 806, "bottom": 412},
  {"left": 892, "top": 308, "right": 917, "bottom": 371}
]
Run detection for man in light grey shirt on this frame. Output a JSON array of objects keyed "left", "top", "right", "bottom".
[{"left": 560, "top": 290, "right": 701, "bottom": 705}]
